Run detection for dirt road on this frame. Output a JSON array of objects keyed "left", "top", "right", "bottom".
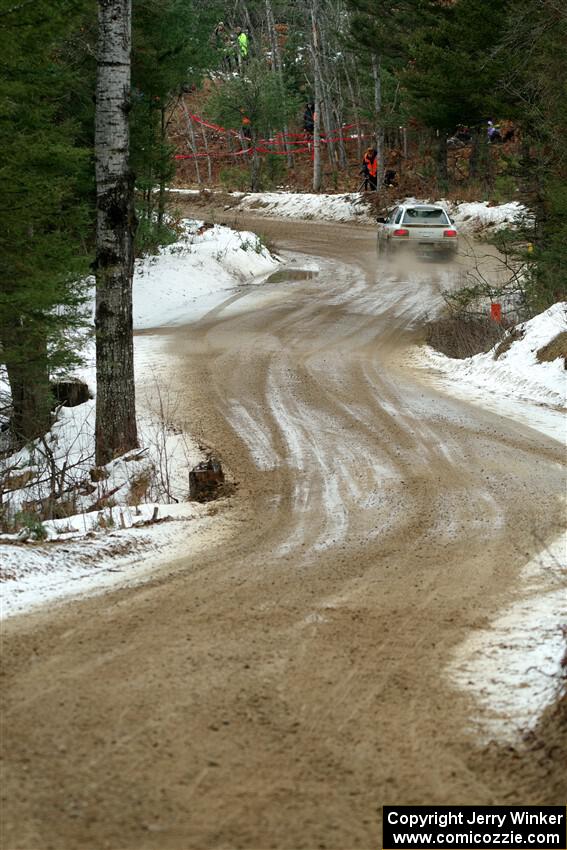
[{"left": 2, "top": 217, "right": 566, "bottom": 850}]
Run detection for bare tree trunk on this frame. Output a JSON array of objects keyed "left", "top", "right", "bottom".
[
  {"left": 344, "top": 56, "right": 363, "bottom": 163},
  {"left": 266, "top": 0, "right": 294, "bottom": 169},
  {"left": 200, "top": 123, "right": 213, "bottom": 183},
  {"left": 227, "top": 131, "right": 237, "bottom": 165},
  {"left": 317, "top": 26, "right": 337, "bottom": 170},
  {"left": 436, "top": 131, "right": 448, "bottom": 189},
  {"left": 94, "top": 0, "right": 138, "bottom": 466},
  {"left": 312, "top": 75, "right": 322, "bottom": 191},
  {"left": 332, "top": 73, "right": 348, "bottom": 170},
  {"left": 249, "top": 131, "right": 261, "bottom": 191},
  {"left": 468, "top": 127, "right": 481, "bottom": 180},
  {"left": 371, "top": 53, "right": 385, "bottom": 190},
  {"left": 311, "top": 0, "right": 322, "bottom": 191},
  {"left": 181, "top": 102, "right": 202, "bottom": 186},
  {"left": 2, "top": 322, "right": 50, "bottom": 443},
  {"left": 157, "top": 106, "right": 167, "bottom": 226}
]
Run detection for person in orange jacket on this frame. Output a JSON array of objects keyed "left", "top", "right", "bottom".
[
  {"left": 361, "top": 147, "right": 378, "bottom": 191},
  {"left": 240, "top": 110, "right": 252, "bottom": 141}
]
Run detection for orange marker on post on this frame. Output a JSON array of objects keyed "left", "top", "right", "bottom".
[{"left": 490, "top": 302, "right": 502, "bottom": 323}]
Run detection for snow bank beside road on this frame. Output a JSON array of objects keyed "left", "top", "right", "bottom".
[
  {"left": 416, "top": 303, "right": 567, "bottom": 440},
  {"left": 134, "top": 220, "right": 278, "bottom": 329},
  {"left": 170, "top": 188, "right": 374, "bottom": 223},
  {"left": 234, "top": 191, "right": 373, "bottom": 223},
  {"left": 0, "top": 502, "right": 222, "bottom": 619},
  {"left": 170, "top": 188, "right": 528, "bottom": 231},
  {"left": 230, "top": 192, "right": 528, "bottom": 231},
  {"left": 451, "top": 200, "right": 528, "bottom": 232},
  {"left": 426, "top": 304, "right": 566, "bottom": 743}
]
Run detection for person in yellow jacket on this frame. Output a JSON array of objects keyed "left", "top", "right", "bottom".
[{"left": 236, "top": 27, "right": 249, "bottom": 63}]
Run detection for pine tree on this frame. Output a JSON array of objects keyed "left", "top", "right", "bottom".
[
  {"left": 131, "top": 0, "right": 219, "bottom": 229},
  {"left": 206, "top": 59, "right": 300, "bottom": 190},
  {"left": 403, "top": 0, "right": 509, "bottom": 186},
  {"left": 0, "top": 0, "right": 91, "bottom": 442},
  {"left": 497, "top": 0, "right": 567, "bottom": 309}
]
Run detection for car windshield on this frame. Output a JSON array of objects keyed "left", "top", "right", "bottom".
[{"left": 402, "top": 208, "right": 449, "bottom": 224}]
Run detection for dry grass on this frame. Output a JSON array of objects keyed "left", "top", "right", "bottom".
[
  {"left": 493, "top": 327, "right": 525, "bottom": 360},
  {"left": 536, "top": 331, "right": 567, "bottom": 367},
  {"left": 426, "top": 314, "right": 506, "bottom": 359},
  {"left": 128, "top": 470, "right": 152, "bottom": 506}
]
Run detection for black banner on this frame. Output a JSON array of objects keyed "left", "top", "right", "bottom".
[{"left": 383, "top": 806, "right": 566, "bottom": 850}]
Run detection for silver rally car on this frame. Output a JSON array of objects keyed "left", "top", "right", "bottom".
[{"left": 376, "top": 203, "right": 458, "bottom": 258}]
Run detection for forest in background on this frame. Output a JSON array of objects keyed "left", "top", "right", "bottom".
[{"left": 1, "top": 0, "right": 565, "bottom": 449}]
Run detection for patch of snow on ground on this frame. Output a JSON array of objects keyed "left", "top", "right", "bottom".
[
  {"left": 414, "top": 303, "right": 566, "bottom": 441},
  {"left": 0, "top": 503, "right": 218, "bottom": 619},
  {"left": 448, "top": 532, "right": 567, "bottom": 744}
]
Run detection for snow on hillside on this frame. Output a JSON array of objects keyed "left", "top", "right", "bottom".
[{"left": 416, "top": 302, "right": 567, "bottom": 441}]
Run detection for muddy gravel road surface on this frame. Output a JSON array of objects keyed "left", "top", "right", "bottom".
[{"left": 2, "top": 215, "right": 566, "bottom": 850}]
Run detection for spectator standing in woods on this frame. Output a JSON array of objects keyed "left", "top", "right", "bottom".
[
  {"left": 212, "top": 22, "right": 234, "bottom": 72},
  {"left": 236, "top": 27, "right": 249, "bottom": 68},
  {"left": 487, "top": 120, "right": 502, "bottom": 143},
  {"left": 361, "top": 147, "right": 378, "bottom": 191},
  {"left": 303, "top": 102, "right": 315, "bottom": 135},
  {"left": 240, "top": 109, "right": 252, "bottom": 141}
]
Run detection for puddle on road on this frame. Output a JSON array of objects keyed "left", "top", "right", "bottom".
[{"left": 266, "top": 269, "right": 319, "bottom": 283}]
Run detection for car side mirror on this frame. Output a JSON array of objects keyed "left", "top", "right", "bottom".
[{"left": 376, "top": 216, "right": 387, "bottom": 224}]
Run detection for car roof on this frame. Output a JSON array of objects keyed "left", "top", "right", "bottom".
[{"left": 402, "top": 203, "right": 446, "bottom": 210}]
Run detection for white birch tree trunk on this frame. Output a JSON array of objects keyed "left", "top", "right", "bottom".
[{"left": 94, "top": 0, "right": 138, "bottom": 465}]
